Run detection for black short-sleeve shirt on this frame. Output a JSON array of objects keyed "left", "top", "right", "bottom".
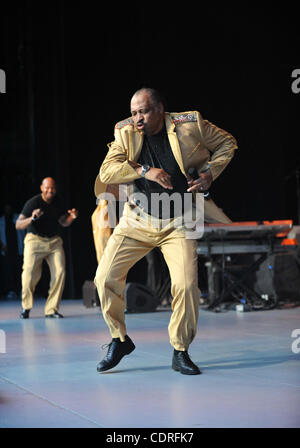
[{"left": 21, "top": 194, "right": 65, "bottom": 237}]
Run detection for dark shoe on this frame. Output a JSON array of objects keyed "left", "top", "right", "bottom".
[
  {"left": 20, "top": 309, "right": 30, "bottom": 319},
  {"left": 97, "top": 335, "right": 135, "bottom": 372},
  {"left": 172, "top": 349, "right": 201, "bottom": 375},
  {"left": 45, "top": 311, "right": 64, "bottom": 318}
]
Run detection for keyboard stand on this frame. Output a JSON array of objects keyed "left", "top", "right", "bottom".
[{"left": 197, "top": 228, "right": 295, "bottom": 311}]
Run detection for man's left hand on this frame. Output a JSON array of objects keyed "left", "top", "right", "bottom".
[
  {"left": 187, "top": 169, "right": 213, "bottom": 192},
  {"left": 67, "top": 208, "right": 79, "bottom": 219}
]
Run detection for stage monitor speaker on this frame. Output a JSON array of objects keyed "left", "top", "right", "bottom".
[
  {"left": 124, "top": 282, "right": 160, "bottom": 313},
  {"left": 254, "top": 252, "right": 300, "bottom": 301},
  {"left": 82, "top": 280, "right": 100, "bottom": 308}
]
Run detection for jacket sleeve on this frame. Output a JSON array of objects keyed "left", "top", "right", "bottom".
[
  {"left": 99, "top": 127, "right": 141, "bottom": 184},
  {"left": 198, "top": 115, "right": 238, "bottom": 180}
]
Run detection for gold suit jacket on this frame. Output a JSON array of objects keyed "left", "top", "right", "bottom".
[
  {"left": 95, "top": 111, "right": 237, "bottom": 196},
  {"left": 93, "top": 111, "right": 238, "bottom": 255}
]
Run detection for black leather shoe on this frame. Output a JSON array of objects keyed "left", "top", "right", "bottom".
[
  {"left": 97, "top": 335, "right": 135, "bottom": 372},
  {"left": 20, "top": 309, "right": 30, "bottom": 319},
  {"left": 45, "top": 311, "right": 64, "bottom": 318},
  {"left": 172, "top": 349, "right": 201, "bottom": 375}
]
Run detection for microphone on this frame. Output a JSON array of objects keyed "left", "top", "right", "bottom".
[{"left": 187, "top": 168, "right": 211, "bottom": 200}]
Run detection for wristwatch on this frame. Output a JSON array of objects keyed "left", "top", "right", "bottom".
[
  {"left": 141, "top": 164, "right": 150, "bottom": 177},
  {"left": 200, "top": 164, "right": 210, "bottom": 173}
]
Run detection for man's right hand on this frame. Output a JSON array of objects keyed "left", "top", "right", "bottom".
[
  {"left": 144, "top": 167, "right": 173, "bottom": 190},
  {"left": 16, "top": 209, "right": 44, "bottom": 230},
  {"left": 31, "top": 208, "right": 44, "bottom": 220}
]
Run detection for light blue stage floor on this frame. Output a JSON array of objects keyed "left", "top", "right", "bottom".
[{"left": 0, "top": 298, "right": 299, "bottom": 428}]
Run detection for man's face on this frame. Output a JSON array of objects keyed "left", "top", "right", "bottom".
[
  {"left": 130, "top": 92, "right": 164, "bottom": 136},
  {"left": 40, "top": 178, "right": 56, "bottom": 203}
]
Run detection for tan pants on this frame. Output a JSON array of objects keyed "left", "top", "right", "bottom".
[
  {"left": 21, "top": 233, "right": 66, "bottom": 315},
  {"left": 95, "top": 203, "right": 201, "bottom": 351}
]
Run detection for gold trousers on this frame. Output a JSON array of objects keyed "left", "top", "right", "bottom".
[
  {"left": 94, "top": 203, "right": 200, "bottom": 351},
  {"left": 21, "top": 233, "right": 66, "bottom": 315}
]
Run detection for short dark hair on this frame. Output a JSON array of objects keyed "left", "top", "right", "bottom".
[{"left": 133, "top": 87, "right": 167, "bottom": 110}]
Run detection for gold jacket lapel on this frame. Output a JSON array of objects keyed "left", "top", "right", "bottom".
[
  {"left": 129, "top": 128, "right": 143, "bottom": 162},
  {"left": 165, "top": 114, "right": 186, "bottom": 177}
]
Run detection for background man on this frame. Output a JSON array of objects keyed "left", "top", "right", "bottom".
[{"left": 16, "top": 177, "right": 78, "bottom": 318}]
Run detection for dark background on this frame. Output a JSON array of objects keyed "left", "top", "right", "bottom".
[{"left": 1, "top": 1, "right": 299, "bottom": 299}]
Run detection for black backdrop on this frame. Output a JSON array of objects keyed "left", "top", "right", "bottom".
[{"left": 1, "top": 2, "right": 299, "bottom": 298}]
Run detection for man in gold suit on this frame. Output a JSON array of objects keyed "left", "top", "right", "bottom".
[{"left": 94, "top": 88, "right": 237, "bottom": 375}]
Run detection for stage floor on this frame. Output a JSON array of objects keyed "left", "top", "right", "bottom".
[{"left": 0, "top": 298, "right": 299, "bottom": 428}]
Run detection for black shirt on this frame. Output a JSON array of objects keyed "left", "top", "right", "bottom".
[
  {"left": 134, "top": 125, "right": 191, "bottom": 218},
  {"left": 21, "top": 194, "right": 65, "bottom": 237}
]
